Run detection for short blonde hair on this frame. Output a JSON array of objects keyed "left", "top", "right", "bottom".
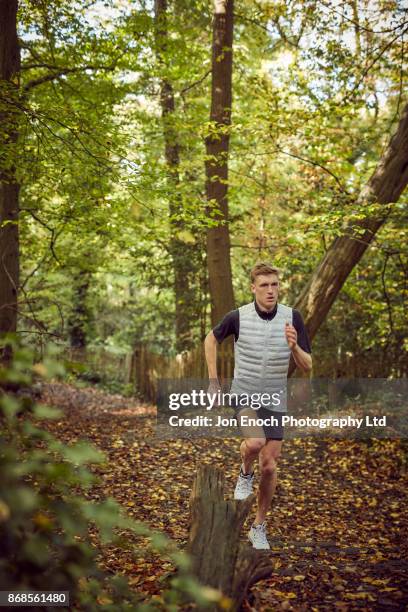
[{"left": 250, "top": 262, "right": 279, "bottom": 283}]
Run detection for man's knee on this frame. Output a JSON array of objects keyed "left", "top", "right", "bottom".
[
  {"left": 260, "top": 455, "right": 279, "bottom": 477},
  {"left": 243, "top": 438, "right": 266, "bottom": 456}
]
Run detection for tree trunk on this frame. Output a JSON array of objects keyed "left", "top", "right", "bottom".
[
  {"left": 187, "top": 465, "right": 275, "bottom": 611},
  {"left": 294, "top": 102, "right": 408, "bottom": 345},
  {"left": 205, "top": 0, "right": 235, "bottom": 327},
  {"left": 67, "top": 269, "right": 91, "bottom": 349},
  {"left": 0, "top": 0, "right": 20, "bottom": 362},
  {"left": 154, "top": 0, "right": 197, "bottom": 352}
]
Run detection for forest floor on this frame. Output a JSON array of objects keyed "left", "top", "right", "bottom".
[{"left": 39, "top": 382, "right": 408, "bottom": 612}]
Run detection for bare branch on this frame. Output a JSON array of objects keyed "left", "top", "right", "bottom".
[
  {"left": 343, "top": 25, "right": 408, "bottom": 103},
  {"left": 381, "top": 253, "right": 394, "bottom": 336},
  {"left": 180, "top": 68, "right": 212, "bottom": 96},
  {"left": 276, "top": 146, "right": 349, "bottom": 193},
  {"left": 315, "top": 0, "right": 408, "bottom": 35},
  {"left": 22, "top": 63, "right": 117, "bottom": 92},
  {"left": 21, "top": 207, "right": 60, "bottom": 263}
]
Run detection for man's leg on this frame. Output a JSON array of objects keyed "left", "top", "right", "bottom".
[
  {"left": 246, "top": 439, "right": 281, "bottom": 550},
  {"left": 234, "top": 436, "right": 265, "bottom": 501},
  {"left": 237, "top": 407, "right": 266, "bottom": 474},
  {"left": 255, "top": 439, "right": 282, "bottom": 524},
  {"left": 240, "top": 437, "right": 265, "bottom": 474}
]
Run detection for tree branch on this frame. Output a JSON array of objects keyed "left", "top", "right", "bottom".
[
  {"left": 315, "top": 0, "right": 408, "bottom": 34},
  {"left": 180, "top": 68, "right": 212, "bottom": 96},
  {"left": 276, "top": 145, "right": 349, "bottom": 193},
  {"left": 343, "top": 25, "right": 408, "bottom": 103},
  {"left": 21, "top": 208, "right": 60, "bottom": 263},
  {"left": 22, "top": 63, "right": 117, "bottom": 92},
  {"left": 381, "top": 253, "right": 394, "bottom": 335}
]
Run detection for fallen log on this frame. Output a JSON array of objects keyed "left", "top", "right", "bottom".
[{"left": 187, "top": 464, "right": 276, "bottom": 610}]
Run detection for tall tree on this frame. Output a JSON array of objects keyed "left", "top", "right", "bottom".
[
  {"left": 205, "top": 0, "right": 235, "bottom": 326},
  {"left": 154, "top": 0, "right": 197, "bottom": 352},
  {"left": 67, "top": 268, "right": 92, "bottom": 349},
  {"left": 4, "top": 1, "right": 128, "bottom": 352},
  {"left": 0, "top": 0, "right": 20, "bottom": 361},
  {"left": 295, "top": 102, "right": 408, "bottom": 341}
]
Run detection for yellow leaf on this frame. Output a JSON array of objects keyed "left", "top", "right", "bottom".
[
  {"left": 33, "top": 512, "right": 53, "bottom": 529},
  {"left": 272, "top": 590, "right": 297, "bottom": 599},
  {"left": 176, "top": 230, "right": 196, "bottom": 244},
  {"left": 78, "top": 577, "right": 88, "bottom": 590},
  {"left": 362, "top": 577, "right": 390, "bottom": 586},
  {"left": 380, "top": 587, "right": 398, "bottom": 592},
  {"left": 344, "top": 592, "right": 370, "bottom": 600},
  {"left": 0, "top": 500, "right": 10, "bottom": 522},
  {"left": 199, "top": 586, "right": 223, "bottom": 602},
  {"left": 32, "top": 363, "right": 48, "bottom": 377},
  {"left": 219, "top": 596, "right": 233, "bottom": 610},
  {"left": 97, "top": 596, "right": 113, "bottom": 605}
]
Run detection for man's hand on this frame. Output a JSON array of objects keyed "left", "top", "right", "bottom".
[
  {"left": 207, "top": 379, "right": 221, "bottom": 394},
  {"left": 285, "top": 321, "right": 313, "bottom": 373},
  {"left": 285, "top": 321, "right": 298, "bottom": 349},
  {"left": 207, "top": 379, "right": 222, "bottom": 408}
]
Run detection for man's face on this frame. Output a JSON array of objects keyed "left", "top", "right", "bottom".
[{"left": 251, "top": 273, "right": 279, "bottom": 311}]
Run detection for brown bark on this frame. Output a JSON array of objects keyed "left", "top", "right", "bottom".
[
  {"left": 294, "top": 102, "right": 408, "bottom": 346},
  {"left": 187, "top": 465, "right": 274, "bottom": 611},
  {"left": 154, "top": 0, "right": 196, "bottom": 351},
  {"left": 67, "top": 269, "right": 91, "bottom": 349},
  {"left": 205, "top": 0, "right": 235, "bottom": 327},
  {"left": 0, "top": 0, "right": 20, "bottom": 361}
]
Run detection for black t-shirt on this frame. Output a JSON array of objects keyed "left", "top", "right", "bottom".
[{"left": 213, "top": 301, "right": 312, "bottom": 354}]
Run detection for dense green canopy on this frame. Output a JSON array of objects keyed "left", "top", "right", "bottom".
[{"left": 1, "top": 0, "right": 407, "bottom": 376}]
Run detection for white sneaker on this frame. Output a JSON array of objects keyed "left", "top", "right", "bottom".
[
  {"left": 234, "top": 467, "right": 254, "bottom": 500},
  {"left": 248, "top": 522, "right": 270, "bottom": 550}
]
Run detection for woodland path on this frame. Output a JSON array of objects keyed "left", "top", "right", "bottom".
[{"left": 40, "top": 383, "right": 408, "bottom": 611}]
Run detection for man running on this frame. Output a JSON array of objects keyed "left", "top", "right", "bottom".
[{"left": 204, "top": 262, "right": 312, "bottom": 549}]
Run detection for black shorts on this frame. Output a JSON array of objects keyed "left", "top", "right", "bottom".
[{"left": 232, "top": 404, "right": 285, "bottom": 440}]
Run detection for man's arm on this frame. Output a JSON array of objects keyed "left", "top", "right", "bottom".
[
  {"left": 204, "top": 331, "right": 219, "bottom": 382},
  {"left": 204, "top": 310, "right": 239, "bottom": 388},
  {"left": 285, "top": 322, "right": 313, "bottom": 373},
  {"left": 291, "top": 341, "right": 313, "bottom": 373}
]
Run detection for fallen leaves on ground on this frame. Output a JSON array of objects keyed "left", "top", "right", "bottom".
[{"left": 38, "top": 382, "right": 408, "bottom": 611}]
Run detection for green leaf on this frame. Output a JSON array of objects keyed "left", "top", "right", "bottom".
[{"left": 60, "top": 442, "right": 105, "bottom": 466}]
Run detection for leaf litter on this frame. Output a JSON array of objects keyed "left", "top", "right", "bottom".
[{"left": 39, "top": 382, "right": 408, "bottom": 611}]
